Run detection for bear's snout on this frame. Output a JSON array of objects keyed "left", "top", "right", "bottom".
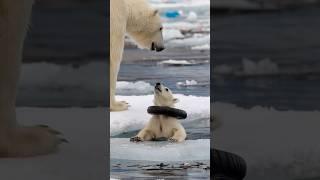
[
  {"left": 155, "top": 82, "right": 162, "bottom": 92},
  {"left": 151, "top": 42, "right": 165, "bottom": 52},
  {"left": 156, "top": 46, "right": 165, "bottom": 52}
]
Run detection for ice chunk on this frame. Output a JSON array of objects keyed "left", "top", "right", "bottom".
[
  {"left": 20, "top": 62, "right": 106, "bottom": 93},
  {"left": 191, "top": 44, "right": 210, "bottom": 50},
  {"left": 186, "top": 11, "right": 198, "bottom": 22},
  {"left": 157, "top": 59, "right": 197, "bottom": 65},
  {"left": 176, "top": 80, "right": 209, "bottom": 88},
  {"left": 116, "top": 81, "right": 154, "bottom": 95},
  {"left": 111, "top": 138, "right": 210, "bottom": 161},
  {"left": 177, "top": 80, "right": 198, "bottom": 86},
  {"left": 242, "top": 58, "right": 279, "bottom": 75},
  {"left": 213, "top": 58, "right": 280, "bottom": 76},
  {"left": 110, "top": 95, "right": 210, "bottom": 136},
  {"left": 167, "top": 34, "right": 210, "bottom": 48},
  {"left": 151, "top": 0, "right": 210, "bottom": 10},
  {"left": 157, "top": 59, "right": 208, "bottom": 66},
  {"left": 163, "top": 29, "right": 184, "bottom": 41}
]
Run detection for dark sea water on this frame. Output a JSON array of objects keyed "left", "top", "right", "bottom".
[{"left": 214, "top": 7, "right": 320, "bottom": 111}]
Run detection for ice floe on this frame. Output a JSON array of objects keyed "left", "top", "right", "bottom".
[
  {"left": 157, "top": 59, "right": 208, "bottom": 66},
  {"left": 110, "top": 138, "right": 210, "bottom": 161},
  {"left": 116, "top": 81, "right": 154, "bottom": 95},
  {"left": 110, "top": 95, "right": 210, "bottom": 136}
]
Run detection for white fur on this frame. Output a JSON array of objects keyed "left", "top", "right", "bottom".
[
  {"left": 110, "top": 0, "right": 164, "bottom": 111},
  {"left": 131, "top": 84, "right": 187, "bottom": 143},
  {"left": 0, "top": 0, "right": 63, "bottom": 157}
]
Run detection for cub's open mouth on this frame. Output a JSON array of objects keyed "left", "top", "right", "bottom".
[{"left": 155, "top": 86, "right": 161, "bottom": 92}]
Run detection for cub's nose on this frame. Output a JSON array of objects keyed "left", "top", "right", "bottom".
[{"left": 156, "top": 82, "right": 161, "bottom": 86}]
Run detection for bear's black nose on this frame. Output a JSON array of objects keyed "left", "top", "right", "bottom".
[
  {"left": 156, "top": 82, "right": 161, "bottom": 86},
  {"left": 156, "top": 46, "right": 165, "bottom": 52}
]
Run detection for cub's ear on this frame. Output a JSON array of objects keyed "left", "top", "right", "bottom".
[
  {"left": 152, "top": 9, "right": 159, "bottom": 16},
  {"left": 173, "top": 98, "right": 179, "bottom": 104}
]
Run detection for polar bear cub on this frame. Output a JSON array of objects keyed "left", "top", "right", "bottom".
[{"left": 130, "top": 83, "right": 187, "bottom": 143}]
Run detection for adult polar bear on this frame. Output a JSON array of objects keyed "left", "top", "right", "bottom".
[
  {"left": 110, "top": 0, "right": 164, "bottom": 111},
  {"left": 0, "top": 0, "right": 163, "bottom": 157},
  {"left": 0, "top": 0, "right": 63, "bottom": 157}
]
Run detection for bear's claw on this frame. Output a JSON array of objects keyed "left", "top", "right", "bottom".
[
  {"left": 168, "top": 138, "right": 178, "bottom": 143},
  {"left": 130, "top": 136, "right": 143, "bottom": 142},
  {"left": 59, "top": 138, "right": 69, "bottom": 144},
  {"left": 0, "top": 125, "right": 66, "bottom": 157},
  {"left": 121, "top": 101, "right": 129, "bottom": 105},
  {"left": 36, "top": 124, "right": 62, "bottom": 135}
]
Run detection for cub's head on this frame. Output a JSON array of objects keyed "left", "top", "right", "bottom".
[
  {"left": 126, "top": 3, "right": 165, "bottom": 52},
  {"left": 153, "top": 83, "right": 178, "bottom": 107}
]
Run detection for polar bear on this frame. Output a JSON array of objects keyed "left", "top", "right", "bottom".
[
  {"left": 110, "top": 0, "right": 165, "bottom": 111},
  {"left": 0, "top": 0, "right": 64, "bottom": 157},
  {"left": 130, "top": 83, "right": 187, "bottom": 143}
]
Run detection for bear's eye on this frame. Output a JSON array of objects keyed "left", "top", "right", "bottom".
[
  {"left": 160, "top": 27, "right": 163, "bottom": 31},
  {"left": 165, "top": 88, "right": 168, "bottom": 91}
]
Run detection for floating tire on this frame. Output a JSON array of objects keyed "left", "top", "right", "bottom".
[
  {"left": 147, "top": 106, "right": 187, "bottom": 119},
  {"left": 213, "top": 149, "right": 247, "bottom": 180}
]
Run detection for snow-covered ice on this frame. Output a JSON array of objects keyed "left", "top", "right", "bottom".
[
  {"left": 214, "top": 58, "right": 280, "bottom": 76},
  {"left": 176, "top": 80, "right": 198, "bottom": 87},
  {"left": 163, "top": 29, "right": 184, "bottom": 41},
  {"left": 166, "top": 34, "right": 210, "bottom": 48},
  {"left": 110, "top": 95, "right": 210, "bottom": 136},
  {"left": 151, "top": 0, "right": 210, "bottom": 11},
  {"left": 110, "top": 138, "right": 210, "bottom": 161},
  {"left": 157, "top": 59, "right": 196, "bottom": 65},
  {"left": 20, "top": 62, "right": 105, "bottom": 93},
  {"left": 147, "top": 0, "right": 210, "bottom": 49},
  {"left": 214, "top": 102, "right": 320, "bottom": 179},
  {"left": 191, "top": 44, "right": 210, "bottom": 50},
  {"left": 186, "top": 11, "right": 198, "bottom": 22},
  {"left": 0, "top": 107, "right": 106, "bottom": 180},
  {"left": 242, "top": 58, "right": 279, "bottom": 75},
  {"left": 157, "top": 59, "right": 208, "bottom": 66},
  {"left": 116, "top": 81, "right": 154, "bottom": 95}
]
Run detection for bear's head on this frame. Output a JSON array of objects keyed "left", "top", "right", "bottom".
[
  {"left": 126, "top": 0, "right": 165, "bottom": 52},
  {"left": 153, "top": 83, "right": 179, "bottom": 107}
]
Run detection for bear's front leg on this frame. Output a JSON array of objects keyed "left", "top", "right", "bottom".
[
  {"left": 0, "top": 0, "right": 64, "bottom": 157},
  {"left": 110, "top": 59, "right": 129, "bottom": 111},
  {"left": 109, "top": 12, "right": 129, "bottom": 112},
  {"left": 168, "top": 128, "right": 187, "bottom": 143}
]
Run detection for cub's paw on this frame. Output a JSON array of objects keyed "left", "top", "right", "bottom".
[
  {"left": 130, "top": 136, "right": 143, "bottom": 142},
  {"left": 168, "top": 138, "right": 178, "bottom": 143},
  {"left": 110, "top": 101, "right": 129, "bottom": 112},
  {"left": 3, "top": 125, "right": 66, "bottom": 157}
]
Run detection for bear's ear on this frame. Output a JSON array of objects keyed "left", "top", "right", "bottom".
[
  {"left": 173, "top": 98, "right": 179, "bottom": 104},
  {"left": 152, "top": 9, "right": 159, "bottom": 16}
]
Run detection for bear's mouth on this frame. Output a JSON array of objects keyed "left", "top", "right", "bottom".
[
  {"left": 155, "top": 86, "right": 162, "bottom": 92},
  {"left": 151, "top": 42, "right": 165, "bottom": 52}
]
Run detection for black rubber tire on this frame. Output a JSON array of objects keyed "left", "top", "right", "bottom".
[
  {"left": 147, "top": 106, "right": 187, "bottom": 119},
  {"left": 213, "top": 149, "right": 247, "bottom": 180}
]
